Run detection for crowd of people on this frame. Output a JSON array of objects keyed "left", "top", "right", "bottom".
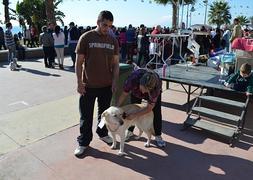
[
  {"left": 194, "top": 18, "right": 247, "bottom": 55},
  {"left": 2, "top": 17, "right": 252, "bottom": 70}
]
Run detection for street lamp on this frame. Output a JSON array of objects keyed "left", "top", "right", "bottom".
[
  {"left": 203, "top": 0, "right": 208, "bottom": 25},
  {"left": 186, "top": 4, "right": 189, "bottom": 28},
  {"left": 180, "top": 0, "right": 184, "bottom": 29},
  {"left": 189, "top": 6, "right": 195, "bottom": 27}
]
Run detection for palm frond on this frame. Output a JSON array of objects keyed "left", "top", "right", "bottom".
[{"left": 55, "top": 16, "right": 64, "bottom": 26}]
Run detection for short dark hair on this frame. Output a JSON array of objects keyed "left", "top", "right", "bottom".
[
  {"left": 97, "top": 10, "right": 113, "bottom": 22},
  {"left": 234, "top": 18, "right": 240, "bottom": 22},
  {"left": 69, "top": 22, "right": 75, "bottom": 26},
  {"left": 140, "top": 24, "right": 145, "bottom": 28},
  {"left": 54, "top": 25, "right": 61, "bottom": 35},
  {"left": 240, "top": 63, "right": 251, "bottom": 75},
  {"left": 6, "top": 22, "right": 12, "bottom": 28}
]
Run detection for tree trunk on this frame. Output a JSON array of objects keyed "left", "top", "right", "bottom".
[
  {"left": 45, "top": 0, "right": 56, "bottom": 25},
  {"left": 3, "top": 0, "right": 10, "bottom": 23},
  {"left": 172, "top": 3, "right": 178, "bottom": 29}
]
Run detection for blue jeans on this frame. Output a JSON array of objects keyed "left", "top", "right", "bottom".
[
  {"left": 77, "top": 86, "right": 112, "bottom": 146},
  {"left": 7, "top": 45, "right": 16, "bottom": 63}
]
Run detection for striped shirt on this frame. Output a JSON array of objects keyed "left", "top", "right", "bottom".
[{"left": 4, "top": 29, "right": 15, "bottom": 47}]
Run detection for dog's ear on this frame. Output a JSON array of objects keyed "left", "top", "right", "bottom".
[
  {"left": 101, "top": 111, "right": 108, "bottom": 118},
  {"left": 101, "top": 111, "right": 109, "bottom": 124},
  {"left": 99, "top": 111, "right": 107, "bottom": 129}
]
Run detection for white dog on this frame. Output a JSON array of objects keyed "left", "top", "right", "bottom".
[{"left": 101, "top": 104, "right": 154, "bottom": 156}]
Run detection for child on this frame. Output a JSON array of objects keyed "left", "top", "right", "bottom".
[{"left": 224, "top": 63, "right": 253, "bottom": 96}]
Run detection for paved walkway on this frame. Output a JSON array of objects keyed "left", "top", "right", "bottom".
[{"left": 0, "top": 57, "right": 253, "bottom": 180}]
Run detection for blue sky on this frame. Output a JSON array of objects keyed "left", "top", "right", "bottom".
[{"left": 0, "top": 0, "right": 253, "bottom": 29}]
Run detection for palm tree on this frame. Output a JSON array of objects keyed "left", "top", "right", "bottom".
[
  {"left": 3, "top": 0, "right": 10, "bottom": 23},
  {"left": 235, "top": 15, "right": 249, "bottom": 26},
  {"left": 45, "top": 0, "right": 65, "bottom": 25},
  {"left": 154, "top": 0, "right": 196, "bottom": 29},
  {"left": 45, "top": 0, "right": 55, "bottom": 24},
  {"left": 54, "top": 0, "right": 65, "bottom": 26},
  {"left": 208, "top": 0, "right": 231, "bottom": 28},
  {"left": 16, "top": 0, "right": 64, "bottom": 32}
]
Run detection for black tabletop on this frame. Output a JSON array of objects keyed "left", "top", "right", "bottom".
[{"left": 155, "top": 64, "right": 233, "bottom": 91}]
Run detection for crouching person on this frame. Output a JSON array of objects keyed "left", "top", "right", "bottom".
[{"left": 117, "top": 68, "right": 166, "bottom": 147}]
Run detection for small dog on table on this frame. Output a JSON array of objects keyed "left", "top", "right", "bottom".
[{"left": 100, "top": 104, "right": 154, "bottom": 156}]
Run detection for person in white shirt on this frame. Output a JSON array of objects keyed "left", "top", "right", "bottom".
[{"left": 53, "top": 25, "right": 65, "bottom": 69}]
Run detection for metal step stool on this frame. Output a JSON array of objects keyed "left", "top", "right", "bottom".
[{"left": 183, "top": 90, "right": 250, "bottom": 146}]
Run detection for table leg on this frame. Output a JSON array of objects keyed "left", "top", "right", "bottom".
[
  {"left": 166, "top": 81, "right": 169, "bottom": 89},
  {"left": 187, "top": 85, "right": 191, "bottom": 112}
]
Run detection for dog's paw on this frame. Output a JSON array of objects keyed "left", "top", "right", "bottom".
[
  {"left": 111, "top": 144, "right": 117, "bottom": 149},
  {"left": 118, "top": 151, "right": 127, "bottom": 156},
  {"left": 144, "top": 142, "right": 150, "bottom": 147}
]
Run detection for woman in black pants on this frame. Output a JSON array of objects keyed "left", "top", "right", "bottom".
[{"left": 117, "top": 68, "right": 165, "bottom": 147}]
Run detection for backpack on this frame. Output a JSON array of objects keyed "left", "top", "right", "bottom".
[{"left": 69, "top": 26, "right": 80, "bottom": 40}]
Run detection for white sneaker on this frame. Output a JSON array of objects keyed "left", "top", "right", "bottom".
[
  {"left": 99, "top": 136, "right": 113, "bottom": 144},
  {"left": 155, "top": 136, "right": 166, "bottom": 147},
  {"left": 125, "top": 131, "right": 134, "bottom": 141},
  {"left": 74, "top": 146, "right": 87, "bottom": 156}
]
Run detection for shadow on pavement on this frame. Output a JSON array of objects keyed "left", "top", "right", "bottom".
[
  {"left": 76, "top": 143, "right": 253, "bottom": 180},
  {"left": 0, "top": 61, "right": 9, "bottom": 68},
  {"left": 162, "top": 101, "right": 187, "bottom": 112},
  {"left": 20, "top": 67, "right": 61, "bottom": 77},
  {"left": 62, "top": 66, "right": 75, "bottom": 73},
  {"left": 162, "top": 120, "right": 253, "bottom": 151},
  {"left": 161, "top": 98, "right": 195, "bottom": 112}
]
